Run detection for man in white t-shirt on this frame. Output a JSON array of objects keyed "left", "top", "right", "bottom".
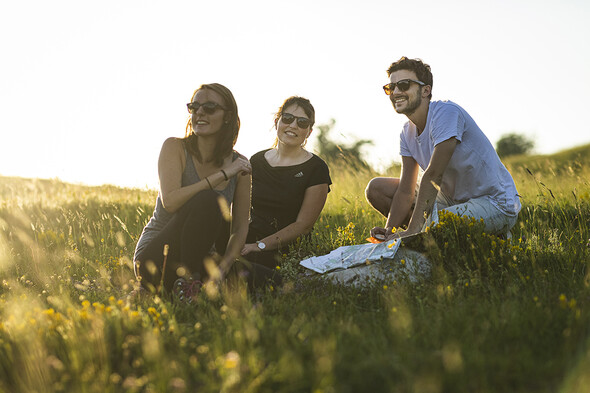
[{"left": 366, "top": 56, "right": 521, "bottom": 240}]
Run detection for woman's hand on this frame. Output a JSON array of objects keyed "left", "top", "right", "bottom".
[
  {"left": 240, "top": 243, "right": 260, "bottom": 256},
  {"left": 224, "top": 156, "right": 252, "bottom": 178}
]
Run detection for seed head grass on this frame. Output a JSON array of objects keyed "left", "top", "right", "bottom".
[{"left": 1, "top": 147, "right": 590, "bottom": 392}]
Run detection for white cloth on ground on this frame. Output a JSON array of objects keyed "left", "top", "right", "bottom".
[{"left": 300, "top": 238, "right": 402, "bottom": 274}]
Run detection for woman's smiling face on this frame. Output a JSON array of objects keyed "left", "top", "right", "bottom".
[
  {"left": 190, "top": 88, "right": 226, "bottom": 137},
  {"left": 276, "top": 104, "right": 312, "bottom": 147}
]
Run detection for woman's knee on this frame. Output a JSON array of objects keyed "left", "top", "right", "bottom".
[
  {"left": 188, "top": 189, "right": 219, "bottom": 206},
  {"left": 182, "top": 190, "right": 224, "bottom": 217}
]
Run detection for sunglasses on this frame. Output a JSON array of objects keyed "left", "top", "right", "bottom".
[
  {"left": 382, "top": 79, "right": 426, "bottom": 95},
  {"left": 281, "top": 113, "right": 312, "bottom": 129},
  {"left": 186, "top": 101, "right": 226, "bottom": 115}
]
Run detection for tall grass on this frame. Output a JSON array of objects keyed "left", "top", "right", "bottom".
[{"left": 1, "top": 148, "right": 589, "bottom": 392}]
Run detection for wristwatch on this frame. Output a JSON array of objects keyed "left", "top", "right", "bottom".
[{"left": 256, "top": 241, "right": 266, "bottom": 250}]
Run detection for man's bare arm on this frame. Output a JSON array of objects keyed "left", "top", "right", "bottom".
[
  {"left": 385, "top": 155, "right": 419, "bottom": 230},
  {"left": 405, "top": 137, "right": 458, "bottom": 235},
  {"left": 370, "top": 156, "right": 420, "bottom": 239}
]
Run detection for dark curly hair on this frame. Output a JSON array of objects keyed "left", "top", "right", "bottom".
[
  {"left": 183, "top": 83, "right": 240, "bottom": 167},
  {"left": 387, "top": 57, "right": 433, "bottom": 100}
]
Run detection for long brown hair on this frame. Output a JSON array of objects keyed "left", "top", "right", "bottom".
[{"left": 183, "top": 83, "right": 240, "bottom": 167}]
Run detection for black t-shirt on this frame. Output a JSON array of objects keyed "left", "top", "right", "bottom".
[{"left": 247, "top": 149, "right": 332, "bottom": 241}]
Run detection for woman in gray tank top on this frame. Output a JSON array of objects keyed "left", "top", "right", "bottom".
[{"left": 133, "top": 83, "right": 254, "bottom": 299}]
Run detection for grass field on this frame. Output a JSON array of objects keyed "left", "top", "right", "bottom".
[{"left": 1, "top": 145, "right": 590, "bottom": 392}]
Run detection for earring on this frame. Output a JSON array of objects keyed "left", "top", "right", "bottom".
[{"left": 224, "top": 121, "right": 229, "bottom": 124}]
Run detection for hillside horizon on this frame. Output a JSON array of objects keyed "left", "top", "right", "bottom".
[{"left": 2, "top": 142, "right": 589, "bottom": 192}]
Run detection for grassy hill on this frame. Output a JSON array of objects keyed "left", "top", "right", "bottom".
[
  {"left": 505, "top": 143, "right": 590, "bottom": 175},
  {"left": 0, "top": 146, "right": 589, "bottom": 392},
  {"left": 500, "top": 144, "right": 590, "bottom": 203}
]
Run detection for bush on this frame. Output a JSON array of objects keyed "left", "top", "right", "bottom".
[{"left": 496, "top": 133, "right": 535, "bottom": 158}]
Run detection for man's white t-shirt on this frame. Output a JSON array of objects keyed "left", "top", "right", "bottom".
[{"left": 399, "top": 100, "right": 521, "bottom": 216}]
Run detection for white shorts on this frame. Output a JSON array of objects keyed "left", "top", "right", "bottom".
[{"left": 416, "top": 184, "right": 518, "bottom": 236}]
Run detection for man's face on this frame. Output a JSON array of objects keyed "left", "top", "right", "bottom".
[{"left": 388, "top": 70, "right": 424, "bottom": 115}]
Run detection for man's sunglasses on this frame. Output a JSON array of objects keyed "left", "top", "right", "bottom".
[
  {"left": 281, "top": 113, "right": 312, "bottom": 129},
  {"left": 187, "top": 101, "right": 226, "bottom": 114},
  {"left": 382, "top": 79, "right": 426, "bottom": 95}
]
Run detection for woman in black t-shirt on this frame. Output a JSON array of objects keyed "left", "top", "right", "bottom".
[{"left": 240, "top": 96, "right": 332, "bottom": 268}]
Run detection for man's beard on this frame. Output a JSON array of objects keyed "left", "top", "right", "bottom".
[{"left": 391, "top": 88, "right": 422, "bottom": 115}]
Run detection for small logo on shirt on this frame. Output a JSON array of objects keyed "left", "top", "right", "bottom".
[{"left": 294, "top": 171, "right": 304, "bottom": 178}]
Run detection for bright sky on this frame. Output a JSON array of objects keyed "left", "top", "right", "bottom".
[{"left": 1, "top": 0, "right": 589, "bottom": 189}]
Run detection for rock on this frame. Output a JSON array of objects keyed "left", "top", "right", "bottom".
[{"left": 323, "top": 247, "right": 430, "bottom": 287}]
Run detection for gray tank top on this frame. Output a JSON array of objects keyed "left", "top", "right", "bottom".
[{"left": 134, "top": 147, "right": 238, "bottom": 257}]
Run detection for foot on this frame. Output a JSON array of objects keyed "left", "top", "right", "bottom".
[{"left": 173, "top": 278, "right": 203, "bottom": 303}]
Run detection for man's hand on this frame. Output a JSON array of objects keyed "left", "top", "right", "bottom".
[
  {"left": 389, "top": 229, "right": 405, "bottom": 240},
  {"left": 388, "top": 227, "right": 423, "bottom": 241},
  {"left": 371, "top": 225, "right": 424, "bottom": 242},
  {"left": 370, "top": 226, "right": 392, "bottom": 241}
]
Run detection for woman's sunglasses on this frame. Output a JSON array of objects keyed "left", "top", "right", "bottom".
[
  {"left": 281, "top": 113, "right": 312, "bottom": 129},
  {"left": 382, "top": 79, "right": 426, "bottom": 95},
  {"left": 187, "top": 101, "right": 226, "bottom": 115}
]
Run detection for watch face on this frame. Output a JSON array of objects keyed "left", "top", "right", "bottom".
[{"left": 257, "top": 242, "right": 266, "bottom": 250}]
